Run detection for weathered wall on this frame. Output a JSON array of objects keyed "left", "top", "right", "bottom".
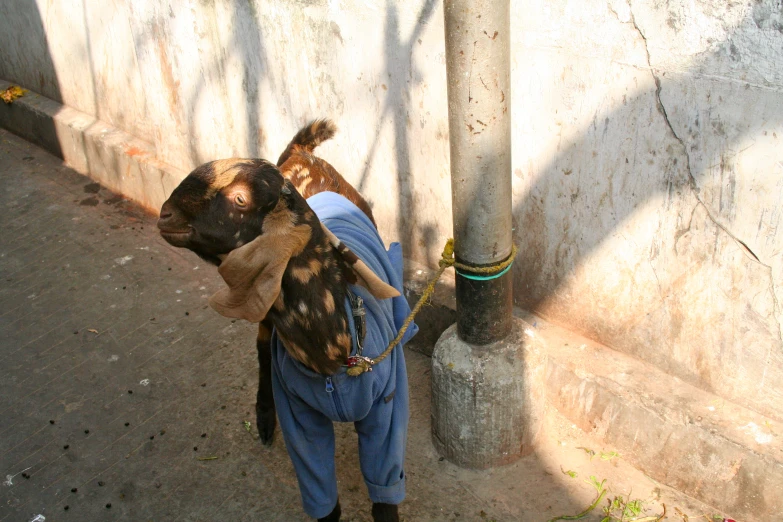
[
  {"left": 0, "top": 0, "right": 780, "bottom": 420},
  {"left": 510, "top": 0, "right": 783, "bottom": 421}
]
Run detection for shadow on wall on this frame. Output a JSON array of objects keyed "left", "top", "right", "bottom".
[
  {"left": 502, "top": 5, "right": 782, "bottom": 418},
  {"left": 113, "top": 0, "right": 783, "bottom": 418},
  {"left": 129, "top": 1, "right": 290, "bottom": 170},
  {"left": 358, "top": 0, "right": 441, "bottom": 265},
  {"left": 182, "top": 0, "right": 278, "bottom": 166},
  {"left": 0, "top": 0, "right": 62, "bottom": 157}
]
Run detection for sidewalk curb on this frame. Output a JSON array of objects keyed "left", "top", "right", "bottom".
[
  {"left": 544, "top": 322, "right": 783, "bottom": 522},
  {"left": 0, "top": 80, "right": 185, "bottom": 214},
  {"left": 403, "top": 264, "right": 782, "bottom": 522}
]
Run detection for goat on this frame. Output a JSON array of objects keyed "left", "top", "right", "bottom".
[{"left": 157, "top": 121, "right": 416, "bottom": 522}]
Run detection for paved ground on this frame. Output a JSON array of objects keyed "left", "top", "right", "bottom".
[{"left": 0, "top": 129, "right": 724, "bottom": 522}]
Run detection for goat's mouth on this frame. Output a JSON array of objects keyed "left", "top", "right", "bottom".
[{"left": 159, "top": 228, "right": 192, "bottom": 247}]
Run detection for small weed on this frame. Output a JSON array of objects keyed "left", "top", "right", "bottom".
[
  {"left": 550, "top": 475, "right": 668, "bottom": 522},
  {"left": 585, "top": 475, "right": 606, "bottom": 494},
  {"left": 560, "top": 466, "right": 577, "bottom": 478},
  {"left": 576, "top": 447, "right": 621, "bottom": 462},
  {"left": 599, "top": 489, "right": 668, "bottom": 522},
  {"left": 576, "top": 446, "right": 596, "bottom": 460},
  {"left": 547, "top": 475, "right": 607, "bottom": 522},
  {"left": 600, "top": 451, "right": 621, "bottom": 462},
  {"left": 601, "top": 493, "right": 648, "bottom": 521}
]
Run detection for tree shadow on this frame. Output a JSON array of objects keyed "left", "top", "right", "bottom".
[
  {"left": 356, "top": 0, "right": 439, "bottom": 262},
  {"left": 358, "top": 0, "right": 780, "bottom": 422},
  {"left": 128, "top": 1, "right": 294, "bottom": 171},
  {"left": 182, "top": 1, "right": 275, "bottom": 166}
]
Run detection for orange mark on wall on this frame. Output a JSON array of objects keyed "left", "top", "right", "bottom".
[{"left": 153, "top": 24, "right": 181, "bottom": 126}]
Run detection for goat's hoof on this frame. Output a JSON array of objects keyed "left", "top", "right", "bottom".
[
  {"left": 257, "top": 410, "right": 276, "bottom": 446},
  {"left": 259, "top": 429, "right": 274, "bottom": 446},
  {"left": 371, "top": 502, "right": 399, "bottom": 522}
]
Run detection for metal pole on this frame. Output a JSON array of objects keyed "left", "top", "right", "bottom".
[
  {"left": 431, "top": 0, "right": 545, "bottom": 469},
  {"left": 444, "top": 0, "right": 513, "bottom": 345}
]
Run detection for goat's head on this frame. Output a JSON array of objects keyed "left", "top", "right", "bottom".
[
  {"left": 158, "top": 158, "right": 398, "bottom": 373},
  {"left": 157, "top": 159, "right": 280, "bottom": 265}
]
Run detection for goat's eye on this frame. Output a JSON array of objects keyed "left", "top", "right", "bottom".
[{"left": 234, "top": 194, "right": 248, "bottom": 208}]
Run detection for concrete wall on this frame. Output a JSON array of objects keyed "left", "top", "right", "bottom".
[
  {"left": 0, "top": 0, "right": 780, "bottom": 420},
  {"left": 510, "top": 0, "right": 783, "bottom": 421}
]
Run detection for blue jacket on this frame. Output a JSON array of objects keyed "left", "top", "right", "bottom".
[{"left": 270, "top": 192, "right": 418, "bottom": 518}]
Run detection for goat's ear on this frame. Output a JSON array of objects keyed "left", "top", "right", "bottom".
[
  {"left": 321, "top": 224, "right": 400, "bottom": 299},
  {"left": 209, "top": 224, "right": 311, "bottom": 322}
]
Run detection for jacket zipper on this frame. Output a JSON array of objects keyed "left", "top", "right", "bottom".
[{"left": 325, "top": 377, "right": 348, "bottom": 421}]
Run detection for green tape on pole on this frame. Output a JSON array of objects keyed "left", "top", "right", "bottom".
[{"left": 455, "top": 262, "right": 513, "bottom": 281}]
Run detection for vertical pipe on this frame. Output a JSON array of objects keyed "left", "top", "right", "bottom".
[
  {"left": 434, "top": 3, "right": 544, "bottom": 469},
  {"left": 443, "top": 0, "right": 513, "bottom": 345}
]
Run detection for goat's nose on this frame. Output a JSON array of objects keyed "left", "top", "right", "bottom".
[{"left": 157, "top": 201, "right": 177, "bottom": 229}]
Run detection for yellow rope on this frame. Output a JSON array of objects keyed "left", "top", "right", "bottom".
[
  {"left": 451, "top": 244, "right": 518, "bottom": 275},
  {"left": 346, "top": 238, "right": 516, "bottom": 377}
]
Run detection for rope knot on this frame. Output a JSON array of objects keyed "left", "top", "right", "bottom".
[{"left": 439, "top": 238, "right": 455, "bottom": 268}]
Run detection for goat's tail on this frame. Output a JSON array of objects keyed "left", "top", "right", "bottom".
[{"left": 276, "top": 119, "right": 337, "bottom": 166}]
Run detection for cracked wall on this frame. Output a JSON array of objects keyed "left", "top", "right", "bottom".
[
  {"left": 511, "top": 0, "right": 783, "bottom": 420},
  {"left": 0, "top": 0, "right": 780, "bottom": 419}
]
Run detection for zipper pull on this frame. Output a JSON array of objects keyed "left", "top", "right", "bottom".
[
  {"left": 325, "top": 377, "right": 334, "bottom": 393},
  {"left": 353, "top": 295, "right": 366, "bottom": 354}
]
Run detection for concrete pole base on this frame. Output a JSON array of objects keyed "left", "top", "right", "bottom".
[{"left": 431, "top": 317, "right": 546, "bottom": 469}]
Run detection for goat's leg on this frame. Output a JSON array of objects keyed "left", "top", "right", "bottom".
[
  {"left": 256, "top": 320, "right": 276, "bottom": 445},
  {"left": 371, "top": 503, "right": 398, "bottom": 522}
]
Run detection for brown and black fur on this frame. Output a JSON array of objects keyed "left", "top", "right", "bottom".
[
  {"left": 260, "top": 193, "right": 355, "bottom": 374},
  {"left": 277, "top": 119, "right": 377, "bottom": 227},
  {"left": 159, "top": 159, "right": 358, "bottom": 372},
  {"left": 158, "top": 120, "right": 374, "bottom": 426}
]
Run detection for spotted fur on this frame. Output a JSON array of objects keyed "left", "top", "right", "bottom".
[
  {"left": 161, "top": 161, "right": 362, "bottom": 376},
  {"left": 277, "top": 119, "right": 377, "bottom": 227}
]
